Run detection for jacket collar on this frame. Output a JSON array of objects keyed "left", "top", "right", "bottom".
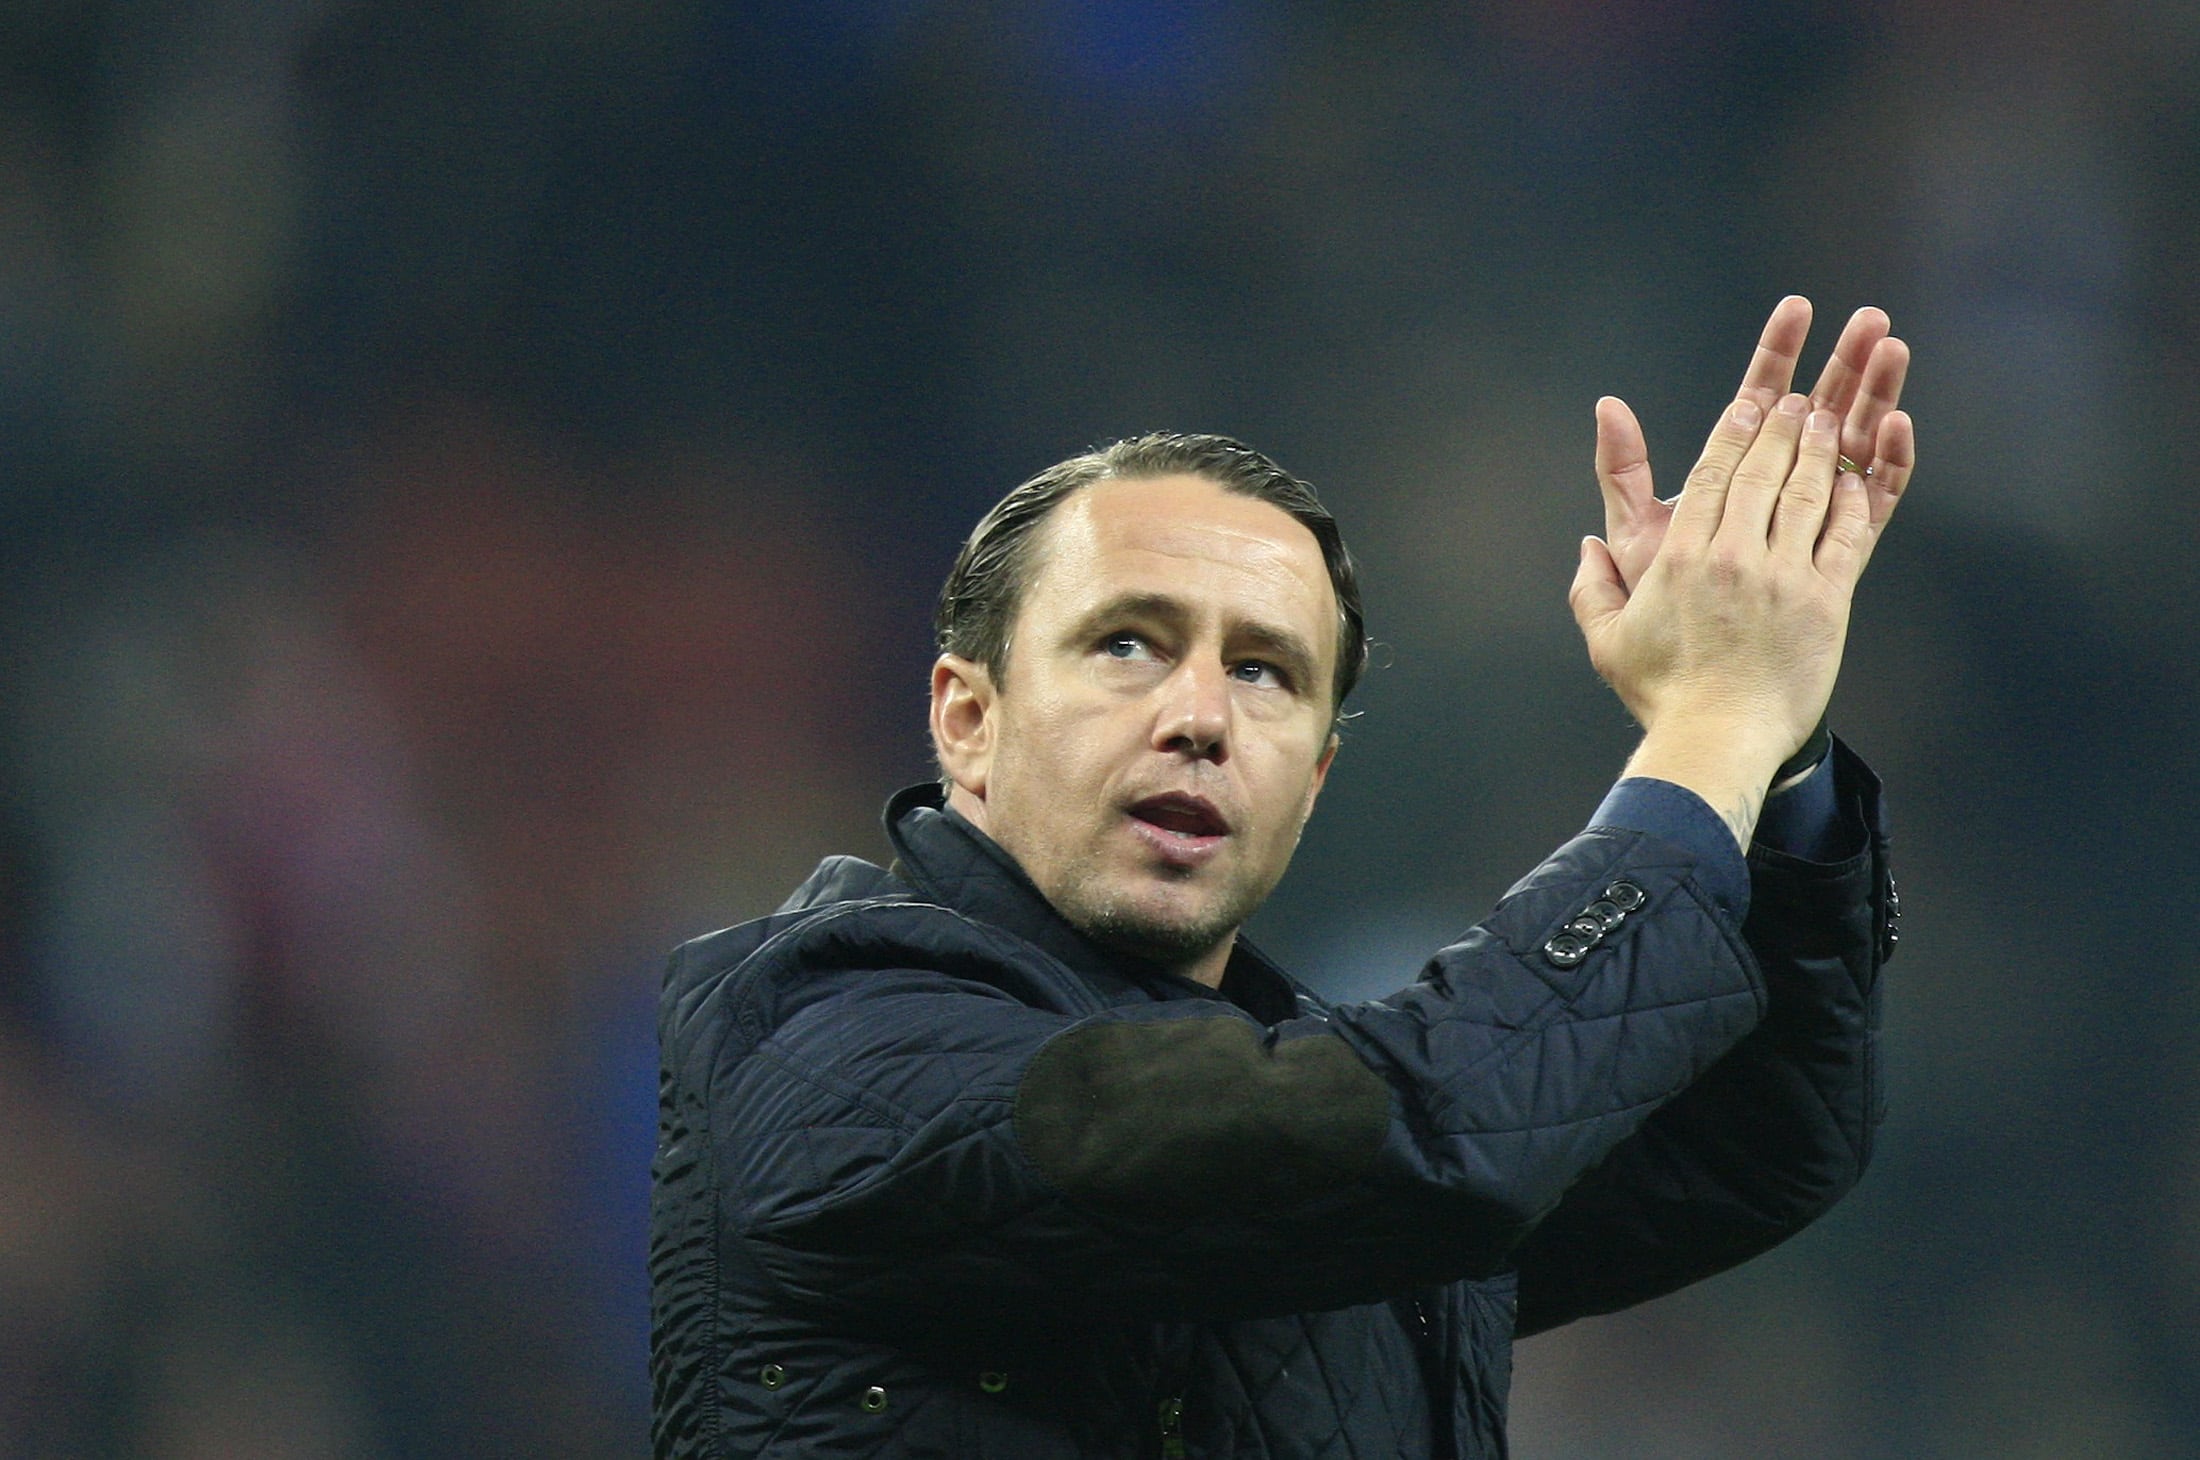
[{"left": 881, "top": 783, "right": 1304, "bottom": 1021}]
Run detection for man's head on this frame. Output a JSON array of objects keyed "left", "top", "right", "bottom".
[
  {"left": 928, "top": 435, "right": 1366, "bottom": 984},
  {"left": 936, "top": 434, "right": 1368, "bottom": 717}
]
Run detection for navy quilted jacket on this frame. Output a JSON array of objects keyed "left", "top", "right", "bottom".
[{"left": 652, "top": 751, "right": 1893, "bottom": 1457}]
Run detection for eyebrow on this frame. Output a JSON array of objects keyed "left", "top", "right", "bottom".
[{"left": 1067, "top": 591, "right": 1325, "bottom": 692}]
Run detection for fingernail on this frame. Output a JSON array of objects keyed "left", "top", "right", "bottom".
[
  {"left": 1808, "top": 409, "right": 1837, "bottom": 434},
  {"left": 1730, "top": 399, "right": 1761, "bottom": 429},
  {"left": 1777, "top": 393, "right": 1808, "bottom": 417}
]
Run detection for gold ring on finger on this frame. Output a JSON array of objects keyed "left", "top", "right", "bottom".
[{"left": 1836, "top": 453, "right": 1869, "bottom": 478}]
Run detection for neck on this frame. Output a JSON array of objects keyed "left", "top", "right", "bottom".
[
  {"left": 943, "top": 780, "right": 990, "bottom": 831},
  {"left": 1178, "top": 941, "right": 1233, "bottom": 990}
]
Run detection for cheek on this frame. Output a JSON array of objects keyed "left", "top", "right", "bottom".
[
  {"left": 1021, "top": 691, "right": 1124, "bottom": 765},
  {"left": 1249, "top": 761, "right": 1321, "bottom": 844},
  {"left": 992, "top": 700, "right": 1102, "bottom": 803}
]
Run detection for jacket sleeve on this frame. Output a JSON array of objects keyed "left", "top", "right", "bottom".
[
  {"left": 1509, "top": 740, "right": 1894, "bottom": 1337},
  {"left": 685, "top": 816, "right": 1784, "bottom": 1342}
]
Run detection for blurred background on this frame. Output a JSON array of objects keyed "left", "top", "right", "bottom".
[{"left": 1, "top": 1, "right": 2195, "bottom": 1455}]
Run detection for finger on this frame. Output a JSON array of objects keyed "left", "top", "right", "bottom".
[
  {"left": 1840, "top": 335, "right": 1911, "bottom": 468},
  {"left": 1736, "top": 295, "right": 1815, "bottom": 410},
  {"left": 1813, "top": 471, "right": 1876, "bottom": 587},
  {"left": 1807, "top": 306, "right": 1891, "bottom": 421},
  {"left": 1668, "top": 396, "right": 1768, "bottom": 545},
  {"left": 1863, "top": 408, "right": 1916, "bottom": 536},
  {"left": 1823, "top": 409, "right": 1915, "bottom": 579},
  {"left": 1770, "top": 408, "right": 1841, "bottom": 559},
  {"left": 1594, "top": 396, "right": 1657, "bottom": 539},
  {"left": 1718, "top": 391, "right": 1811, "bottom": 544},
  {"left": 1567, "top": 535, "right": 1629, "bottom": 637}
]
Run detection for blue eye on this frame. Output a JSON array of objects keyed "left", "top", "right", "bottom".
[
  {"left": 1232, "top": 661, "right": 1285, "bottom": 688},
  {"left": 1102, "top": 633, "right": 1151, "bottom": 659}
]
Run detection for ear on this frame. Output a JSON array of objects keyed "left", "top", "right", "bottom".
[{"left": 930, "top": 654, "right": 998, "bottom": 798}]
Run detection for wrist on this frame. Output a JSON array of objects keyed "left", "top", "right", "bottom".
[
  {"left": 1624, "top": 717, "right": 1793, "bottom": 850},
  {"left": 1630, "top": 712, "right": 1793, "bottom": 786},
  {"left": 1770, "top": 717, "right": 1833, "bottom": 792}
]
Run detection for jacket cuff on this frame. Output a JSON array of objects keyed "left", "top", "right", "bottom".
[
  {"left": 1589, "top": 778, "right": 1750, "bottom": 923},
  {"left": 1753, "top": 749, "right": 1848, "bottom": 861}
]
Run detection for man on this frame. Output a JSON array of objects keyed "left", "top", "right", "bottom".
[{"left": 652, "top": 296, "right": 1913, "bottom": 1457}]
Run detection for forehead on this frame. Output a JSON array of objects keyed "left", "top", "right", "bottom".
[{"left": 1025, "top": 473, "right": 1338, "bottom": 643}]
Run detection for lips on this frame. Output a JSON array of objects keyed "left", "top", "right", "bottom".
[{"left": 1128, "top": 792, "right": 1231, "bottom": 839}]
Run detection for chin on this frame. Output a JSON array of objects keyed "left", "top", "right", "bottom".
[
  {"left": 1086, "top": 915, "right": 1227, "bottom": 968},
  {"left": 1075, "top": 888, "right": 1243, "bottom": 968}
]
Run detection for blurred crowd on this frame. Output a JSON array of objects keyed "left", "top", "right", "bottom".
[{"left": 2, "top": 1, "right": 2197, "bottom": 1455}]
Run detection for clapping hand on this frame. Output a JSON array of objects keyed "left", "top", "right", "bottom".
[
  {"left": 1593, "top": 297, "right": 1914, "bottom": 594},
  {"left": 1567, "top": 297, "right": 1917, "bottom": 847}
]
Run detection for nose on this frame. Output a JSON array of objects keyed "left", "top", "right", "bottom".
[{"left": 1153, "top": 657, "right": 1231, "bottom": 762}]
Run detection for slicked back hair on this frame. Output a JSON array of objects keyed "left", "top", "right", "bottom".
[{"left": 934, "top": 433, "right": 1368, "bottom": 722}]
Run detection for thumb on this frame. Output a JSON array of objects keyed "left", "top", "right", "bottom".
[
  {"left": 1594, "top": 395, "right": 1656, "bottom": 536},
  {"left": 1567, "top": 535, "right": 1628, "bottom": 635}
]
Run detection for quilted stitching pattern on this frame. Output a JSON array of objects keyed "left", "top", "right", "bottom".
[{"left": 652, "top": 780, "right": 1889, "bottom": 1457}]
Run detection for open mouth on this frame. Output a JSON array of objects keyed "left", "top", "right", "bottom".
[{"left": 1128, "top": 792, "right": 1231, "bottom": 840}]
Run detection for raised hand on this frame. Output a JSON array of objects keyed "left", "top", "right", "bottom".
[
  {"left": 1595, "top": 297, "right": 1916, "bottom": 594},
  {"left": 1567, "top": 298, "right": 1918, "bottom": 849}
]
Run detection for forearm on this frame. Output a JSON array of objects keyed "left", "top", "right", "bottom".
[{"left": 1034, "top": 824, "right": 1763, "bottom": 1264}]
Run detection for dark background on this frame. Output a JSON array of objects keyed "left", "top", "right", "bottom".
[{"left": 2, "top": 2, "right": 2194, "bottom": 1455}]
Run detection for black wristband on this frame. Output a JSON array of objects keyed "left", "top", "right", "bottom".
[{"left": 1772, "top": 717, "right": 1832, "bottom": 788}]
